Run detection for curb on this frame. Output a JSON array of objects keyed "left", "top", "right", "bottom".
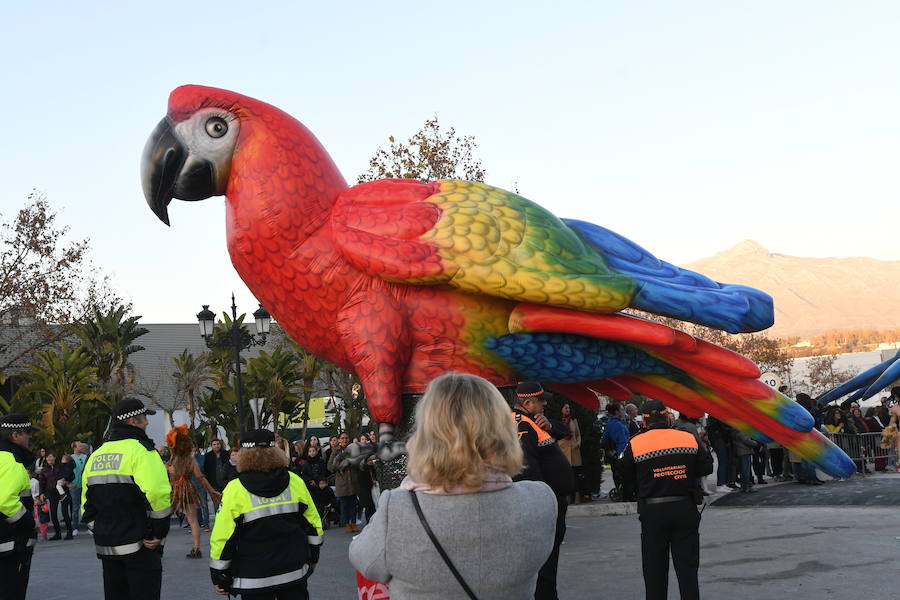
[{"left": 567, "top": 502, "right": 638, "bottom": 517}]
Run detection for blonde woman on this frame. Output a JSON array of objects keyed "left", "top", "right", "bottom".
[{"left": 350, "top": 372, "right": 557, "bottom": 599}]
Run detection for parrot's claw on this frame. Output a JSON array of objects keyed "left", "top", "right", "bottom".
[{"left": 376, "top": 440, "right": 407, "bottom": 462}]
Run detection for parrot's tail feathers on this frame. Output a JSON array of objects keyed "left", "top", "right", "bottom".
[
  {"left": 584, "top": 379, "right": 634, "bottom": 402},
  {"left": 621, "top": 374, "right": 853, "bottom": 477},
  {"left": 563, "top": 218, "right": 774, "bottom": 333},
  {"left": 511, "top": 305, "right": 755, "bottom": 378},
  {"left": 799, "top": 429, "right": 857, "bottom": 479},
  {"left": 485, "top": 331, "right": 669, "bottom": 384},
  {"left": 545, "top": 383, "right": 601, "bottom": 409},
  {"left": 510, "top": 304, "right": 684, "bottom": 347},
  {"left": 643, "top": 348, "right": 814, "bottom": 434},
  {"left": 612, "top": 375, "right": 706, "bottom": 419}
]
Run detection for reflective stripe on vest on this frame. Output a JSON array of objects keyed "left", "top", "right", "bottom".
[
  {"left": 148, "top": 507, "right": 172, "bottom": 519},
  {"left": 233, "top": 566, "right": 308, "bottom": 590},
  {"left": 19, "top": 489, "right": 31, "bottom": 498},
  {"left": 0, "top": 541, "right": 14, "bottom": 553},
  {"left": 26, "top": 538, "right": 36, "bottom": 548},
  {"left": 242, "top": 501, "right": 299, "bottom": 523},
  {"left": 5, "top": 506, "right": 26, "bottom": 524},
  {"left": 210, "top": 557, "right": 232, "bottom": 570},
  {"left": 87, "top": 473, "right": 134, "bottom": 485},
  {"left": 95, "top": 541, "right": 143, "bottom": 556},
  {"left": 513, "top": 412, "right": 553, "bottom": 445}
]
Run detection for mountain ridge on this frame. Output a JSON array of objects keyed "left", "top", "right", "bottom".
[{"left": 682, "top": 241, "right": 900, "bottom": 338}]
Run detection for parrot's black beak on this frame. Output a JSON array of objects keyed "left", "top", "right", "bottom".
[
  {"left": 141, "top": 118, "right": 185, "bottom": 226},
  {"left": 141, "top": 117, "right": 223, "bottom": 226}
]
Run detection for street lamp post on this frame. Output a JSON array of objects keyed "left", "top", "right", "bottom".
[{"left": 196, "top": 294, "right": 271, "bottom": 434}]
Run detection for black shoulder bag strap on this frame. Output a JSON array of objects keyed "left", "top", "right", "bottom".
[{"left": 409, "top": 491, "right": 479, "bottom": 600}]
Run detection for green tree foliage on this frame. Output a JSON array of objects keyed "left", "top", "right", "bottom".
[
  {"left": 321, "top": 362, "right": 367, "bottom": 438},
  {"left": 190, "top": 313, "right": 253, "bottom": 445},
  {"left": 73, "top": 304, "right": 148, "bottom": 404},
  {"left": 358, "top": 116, "right": 486, "bottom": 183},
  {"left": 285, "top": 339, "right": 323, "bottom": 442},
  {"left": 172, "top": 349, "right": 210, "bottom": 431},
  {"left": 12, "top": 342, "right": 103, "bottom": 452},
  {"left": 244, "top": 347, "right": 303, "bottom": 437}
]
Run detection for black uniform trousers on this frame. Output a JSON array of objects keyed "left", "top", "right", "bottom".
[
  {"left": 101, "top": 547, "right": 162, "bottom": 600},
  {"left": 638, "top": 499, "right": 700, "bottom": 600},
  {"left": 241, "top": 580, "right": 309, "bottom": 600},
  {"left": 534, "top": 494, "right": 567, "bottom": 600},
  {"left": 0, "top": 546, "right": 34, "bottom": 600}
]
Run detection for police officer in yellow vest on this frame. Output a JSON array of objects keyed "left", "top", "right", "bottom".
[
  {"left": 210, "top": 429, "right": 323, "bottom": 600},
  {"left": 0, "top": 414, "right": 37, "bottom": 600},
  {"left": 81, "top": 397, "right": 172, "bottom": 600},
  {"left": 619, "top": 400, "right": 713, "bottom": 600},
  {"left": 512, "top": 382, "right": 574, "bottom": 600}
]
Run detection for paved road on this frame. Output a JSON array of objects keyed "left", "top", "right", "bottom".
[
  {"left": 713, "top": 472, "right": 900, "bottom": 507},
  {"left": 27, "top": 483, "right": 900, "bottom": 599}
]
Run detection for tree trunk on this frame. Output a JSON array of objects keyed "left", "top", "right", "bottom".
[
  {"left": 300, "top": 386, "right": 311, "bottom": 443},
  {"left": 187, "top": 390, "right": 196, "bottom": 431}
]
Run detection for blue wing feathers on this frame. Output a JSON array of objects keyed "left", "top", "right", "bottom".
[{"left": 563, "top": 218, "right": 774, "bottom": 333}]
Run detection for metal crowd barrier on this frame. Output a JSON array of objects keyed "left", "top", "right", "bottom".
[{"left": 824, "top": 431, "right": 898, "bottom": 472}]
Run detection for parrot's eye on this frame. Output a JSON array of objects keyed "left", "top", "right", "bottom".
[{"left": 205, "top": 117, "right": 229, "bottom": 139}]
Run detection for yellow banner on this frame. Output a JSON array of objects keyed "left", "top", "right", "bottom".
[{"left": 280, "top": 397, "right": 328, "bottom": 427}]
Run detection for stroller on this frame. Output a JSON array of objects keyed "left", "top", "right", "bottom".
[
  {"left": 604, "top": 449, "right": 636, "bottom": 503},
  {"left": 310, "top": 480, "right": 339, "bottom": 529}
]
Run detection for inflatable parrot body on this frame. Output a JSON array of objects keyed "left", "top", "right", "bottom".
[{"left": 142, "top": 85, "right": 855, "bottom": 478}]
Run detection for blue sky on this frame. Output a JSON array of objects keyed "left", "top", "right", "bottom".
[{"left": 2, "top": 1, "right": 898, "bottom": 323}]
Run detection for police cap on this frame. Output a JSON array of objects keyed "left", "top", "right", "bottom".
[
  {"left": 516, "top": 381, "right": 550, "bottom": 402},
  {"left": 0, "top": 413, "right": 36, "bottom": 432},
  {"left": 641, "top": 399, "right": 669, "bottom": 419},
  {"left": 241, "top": 429, "right": 276, "bottom": 449},
  {"left": 112, "top": 397, "right": 156, "bottom": 421}
]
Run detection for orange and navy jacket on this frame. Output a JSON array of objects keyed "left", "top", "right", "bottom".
[
  {"left": 619, "top": 427, "right": 713, "bottom": 503},
  {"left": 512, "top": 409, "right": 575, "bottom": 496}
]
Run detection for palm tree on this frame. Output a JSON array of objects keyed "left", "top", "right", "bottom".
[
  {"left": 73, "top": 304, "right": 148, "bottom": 403},
  {"left": 321, "top": 362, "right": 367, "bottom": 438},
  {"left": 172, "top": 349, "right": 210, "bottom": 431},
  {"left": 14, "top": 342, "right": 102, "bottom": 442},
  {"left": 244, "top": 347, "right": 302, "bottom": 436},
  {"left": 287, "top": 341, "right": 322, "bottom": 442}
]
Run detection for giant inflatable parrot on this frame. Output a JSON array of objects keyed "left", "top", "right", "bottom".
[
  {"left": 141, "top": 85, "right": 855, "bottom": 478},
  {"left": 817, "top": 350, "right": 900, "bottom": 407}
]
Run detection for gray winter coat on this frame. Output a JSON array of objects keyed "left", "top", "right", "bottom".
[{"left": 349, "top": 481, "right": 556, "bottom": 599}]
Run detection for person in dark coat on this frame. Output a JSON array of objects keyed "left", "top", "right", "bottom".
[
  {"left": 202, "top": 439, "right": 230, "bottom": 498},
  {"left": 729, "top": 428, "right": 757, "bottom": 493},
  {"left": 512, "top": 382, "right": 575, "bottom": 600},
  {"left": 223, "top": 447, "right": 240, "bottom": 484},
  {"left": 328, "top": 433, "right": 361, "bottom": 533},
  {"left": 39, "top": 452, "right": 73, "bottom": 540},
  {"left": 620, "top": 400, "right": 713, "bottom": 600},
  {"left": 299, "top": 445, "right": 328, "bottom": 487}
]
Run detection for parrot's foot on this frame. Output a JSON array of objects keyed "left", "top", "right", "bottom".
[
  {"left": 376, "top": 423, "right": 407, "bottom": 461},
  {"left": 376, "top": 440, "right": 407, "bottom": 461}
]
